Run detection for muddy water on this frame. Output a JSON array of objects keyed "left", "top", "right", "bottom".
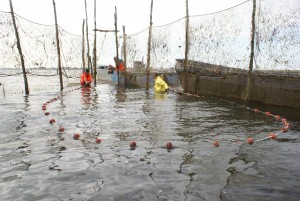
[{"left": 0, "top": 83, "right": 299, "bottom": 201}]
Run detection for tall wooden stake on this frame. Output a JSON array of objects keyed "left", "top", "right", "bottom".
[
  {"left": 114, "top": 6, "right": 120, "bottom": 86},
  {"left": 82, "top": 19, "right": 85, "bottom": 72},
  {"left": 184, "top": 0, "right": 190, "bottom": 93},
  {"left": 146, "top": 0, "right": 153, "bottom": 91},
  {"left": 52, "top": 0, "right": 63, "bottom": 91},
  {"left": 122, "top": 25, "right": 127, "bottom": 70},
  {"left": 9, "top": 0, "right": 29, "bottom": 95},
  {"left": 122, "top": 25, "right": 127, "bottom": 86},
  {"left": 245, "top": 0, "right": 256, "bottom": 100},
  {"left": 93, "top": 0, "right": 97, "bottom": 85},
  {"left": 85, "top": 0, "right": 92, "bottom": 74}
]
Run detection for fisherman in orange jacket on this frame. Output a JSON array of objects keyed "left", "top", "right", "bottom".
[
  {"left": 113, "top": 57, "right": 125, "bottom": 73},
  {"left": 80, "top": 68, "right": 93, "bottom": 86}
]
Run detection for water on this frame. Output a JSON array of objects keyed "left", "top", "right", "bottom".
[{"left": 0, "top": 83, "right": 299, "bottom": 201}]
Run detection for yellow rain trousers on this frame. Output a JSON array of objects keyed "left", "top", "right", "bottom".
[{"left": 154, "top": 76, "right": 169, "bottom": 92}]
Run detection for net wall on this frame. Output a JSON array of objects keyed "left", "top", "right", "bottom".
[
  {"left": 125, "top": 0, "right": 299, "bottom": 72},
  {"left": 124, "top": 18, "right": 186, "bottom": 71},
  {"left": 150, "top": 18, "right": 185, "bottom": 70},
  {"left": 254, "top": 0, "right": 300, "bottom": 71},
  {"left": 59, "top": 30, "right": 81, "bottom": 69},
  {"left": 123, "top": 28, "right": 148, "bottom": 69},
  {"left": 0, "top": 10, "right": 114, "bottom": 94},
  {"left": 97, "top": 33, "right": 115, "bottom": 66},
  {"left": 1, "top": 0, "right": 299, "bottom": 76},
  {"left": 189, "top": 1, "right": 252, "bottom": 69},
  {"left": 0, "top": 11, "right": 114, "bottom": 71},
  {"left": 15, "top": 14, "right": 57, "bottom": 69},
  {"left": 0, "top": 11, "right": 18, "bottom": 68}
]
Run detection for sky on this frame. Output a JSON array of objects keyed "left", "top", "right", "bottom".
[{"left": 0, "top": 0, "right": 248, "bottom": 35}]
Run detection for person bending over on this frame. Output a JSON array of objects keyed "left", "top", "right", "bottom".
[
  {"left": 154, "top": 73, "right": 169, "bottom": 93},
  {"left": 113, "top": 57, "right": 125, "bottom": 73},
  {"left": 80, "top": 68, "right": 93, "bottom": 86}
]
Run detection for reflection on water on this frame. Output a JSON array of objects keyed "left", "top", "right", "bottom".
[
  {"left": 80, "top": 86, "right": 92, "bottom": 105},
  {"left": 0, "top": 83, "right": 299, "bottom": 201},
  {"left": 154, "top": 92, "right": 166, "bottom": 101}
]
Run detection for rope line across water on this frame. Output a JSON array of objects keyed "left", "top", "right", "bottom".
[
  {"left": 41, "top": 86, "right": 97, "bottom": 142},
  {"left": 41, "top": 86, "right": 290, "bottom": 149},
  {"left": 169, "top": 88, "right": 290, "bottom": 147}
]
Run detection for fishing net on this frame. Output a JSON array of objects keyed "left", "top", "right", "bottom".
[
  {"left": 151, "top": 18, "right": 186, "bottom": 71},
  {"left": 125, "top": 0, "right": 299, "bottom": 76},
  {"left": 188, "top": 1, "right": 252, "bottom": 70},
  {"left": 0, "top": 11, "right": 19, "bottom": 69},
  {"left": 124, "top": 17, "right": 186, "bottom": 72},
  {"left": 122, "top": 28, "right": 148, "bottom": 71},
  {"left": 0, "top": 11, "right": 112, "bottom": 75},
  {"left": 1, "top": 0, "right": 299, "bottom": 93},
  {"left": 97, "top": 33, "right": 116, "bottom": 66},
  {"left": 0, "top": 11, "right": 88, "bottom": 93},
  {"left": 254, "top": 0, "right": 300, "bottom": 72}
]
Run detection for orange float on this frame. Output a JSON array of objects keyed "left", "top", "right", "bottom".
[
  {"left": 269, "top": 133, "right": 277, "bottom": 140},
  {"left": 73, "top": 133, "right": 80, "bottom": 140},
  {"left": 166, "top": 142, "right": 173, "bottom": 149},
  {"left": 213, "top": 141, "right": 220, "bottom": 147},
  {"left": 58, "top": 127, "right": 65, "bottom": 132},
  {"left": 130, "top": 141, "right": 137, "bottom": 149},
  {"left": 247, "top": 137, "right": 254, "bottom": 144}
]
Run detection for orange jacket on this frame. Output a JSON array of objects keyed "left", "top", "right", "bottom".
[
  {"left": 116, "top": 61, "right": 125, "bottom": 72},
  {"left": 80, "top": 73, "right": 93, "bottom": 85}
]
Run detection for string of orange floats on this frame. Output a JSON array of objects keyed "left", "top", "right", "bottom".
[
  {"left": 169, "top": 89, "right": 290, "bottom": 147},
  {"left": 42, "top": 86, "right": 102, "bottom": 144},
  {"left": 41, "top": 87, "right": 290, "bottom": 151}
]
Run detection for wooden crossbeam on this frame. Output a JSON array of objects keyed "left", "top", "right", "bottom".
[{"left": 93, "top": 29, "right": 119, "bottom": 32}]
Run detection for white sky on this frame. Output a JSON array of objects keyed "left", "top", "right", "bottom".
[{"left": 0, "top": 0, "right": 247, "bottom": 35}]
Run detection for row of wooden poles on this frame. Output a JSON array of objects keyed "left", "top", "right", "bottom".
[
  {"left": 9, "top": 0, "right": 63, "bottom": 95},
  {"left": 144, "top": 0, "right": 256, "bottom": 98},
  {"left": 9, "top": 0, "right": 256, "bottom": 97},
  {"left": 8, "top": 0, "right": 120, "bottom": 94}
]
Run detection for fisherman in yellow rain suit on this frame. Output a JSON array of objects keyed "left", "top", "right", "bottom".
[{"left": 154, "top": 74, "right": 169, "bottom": 92}]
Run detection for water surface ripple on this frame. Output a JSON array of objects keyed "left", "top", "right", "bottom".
[{"left": 0, "top": 84, "right": 299, "bottom": 201}]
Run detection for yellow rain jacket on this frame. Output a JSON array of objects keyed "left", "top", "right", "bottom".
[{"left": 154, "top": 76, "right": 169, "bottom": 92}]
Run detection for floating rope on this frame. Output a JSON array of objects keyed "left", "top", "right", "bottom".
[
  {"left": 169, "top": 88, "right": 290, "bottom": 147},
  {"left": 42, "top": 86, "right": 290, "bottom": 149},
  {"left": 42, "top": 86, "right": 102, "bottom": 144}
]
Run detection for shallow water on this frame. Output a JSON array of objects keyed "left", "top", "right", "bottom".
[{"left": 0, "top": 83, "right": 299, "bottom": 201}]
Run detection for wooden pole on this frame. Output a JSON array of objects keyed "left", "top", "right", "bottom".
[
  {"left": 122, "top": 25, "right": 127, "bottom": 71},
  {"left": 85, "top": 0, "right": 92, "bottom": 74},
  {"left": 88, "top": 55, "right": 91, "bottom": 71},
  {"left": 82, "top": 19, "right": 85, "bottom": 72},
  {"left": 245, "top": 0, "right": 256, "bottom": 100},
  {"left": 146, "top": 0, "right": 153, "bottom": 91},
  {"left": 52, "top": 0, "right": 63, "bottom": 91},
  {"left": 184, "top": 0, "right": 189, "bottom": 93},
  {"left": 114, "top": 6, "right": 120, "bottom": 86},
  {"left": 93, "top": 29, "right": 118, "bottom": 33},
  {"left": 9, "top": 0, "right": 29, "bottom": 95},
  {"left": 122, "top": 25, "right": 127, "bottom": 86},
  {"left": 93, "top": 0, "right": 97, "bottom": 86}
]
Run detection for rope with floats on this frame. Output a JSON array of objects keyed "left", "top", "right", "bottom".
[
  {"left": 42, "top": 86, "right": 102, "bottom": 143},
  {"left": 41, "top": 86, "right": 290, "bottom": 150},
  {"left": 168, "top": 88, "right": 290, "bottom": 147}
]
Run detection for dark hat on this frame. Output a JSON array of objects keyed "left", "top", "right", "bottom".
[{"left": 85, "top": 68, "right": 89, "bottom": 73}]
